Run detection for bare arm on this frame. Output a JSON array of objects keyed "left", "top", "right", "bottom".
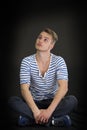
[
  {"left": 47, "top": 79, "right": 68, "bottom": 115},
  {"left": 20, "top": 84, "right": 40, "bottom": 118}
]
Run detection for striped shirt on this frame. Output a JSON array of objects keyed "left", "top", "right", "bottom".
[{"left": 20, "top": 53, "right": 68, "bottom": 101}]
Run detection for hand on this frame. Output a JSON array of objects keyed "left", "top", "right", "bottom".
[
  {"left": 35, "top": 109, "right": 52, "bottom": 124},
  {"left": 33, "top": 109, "right": 41, "bottom": 122}
]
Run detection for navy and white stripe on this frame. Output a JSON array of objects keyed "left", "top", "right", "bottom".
[{"left": 20, "top": 53, "right": 68, "bottom": 101}]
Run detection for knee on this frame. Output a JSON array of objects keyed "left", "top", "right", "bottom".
[
  {"left": 8, "top": 96, "right": 20, "bottom": 107},
  {"left": 68, "top": 95, "right": 78, "bottom": 110}
]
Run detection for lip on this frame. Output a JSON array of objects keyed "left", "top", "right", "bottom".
[{"left": 37, "top": 43, "right": 42, "bottom": 46}]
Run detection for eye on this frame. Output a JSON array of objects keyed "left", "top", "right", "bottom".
[{"left": 44, "top": 38, "right": 48, "bottom": 42}]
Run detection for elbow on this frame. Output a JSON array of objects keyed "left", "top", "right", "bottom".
[
  {"left": 20, "top": 89, "right": 25, "bottom": 97},
  {"left": 20, "top": 87, "right": 27, "bottom": 97}
]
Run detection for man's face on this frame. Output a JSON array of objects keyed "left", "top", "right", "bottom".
[{"left": 35, "top": 31, "right": 54, "bottom": 52}]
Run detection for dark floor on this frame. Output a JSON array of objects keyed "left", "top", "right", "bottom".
[{"left": 0, "top": 99, "right": 86, "bottom": 130}]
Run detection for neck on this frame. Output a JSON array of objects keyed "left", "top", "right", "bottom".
[{"left": 36, "top": 51, "right": 51, "bottom": 62}]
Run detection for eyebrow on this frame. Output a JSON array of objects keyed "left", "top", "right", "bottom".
[{"left": 38, "top": 34, "right": 50, "bottom": 40}]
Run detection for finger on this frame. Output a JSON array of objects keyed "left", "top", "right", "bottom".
[
  {"left": 42, "top": 119, "right": 46, "bottom": 123},
  {"left": 36, "top": 119, "right": 40, "bottom": 124}
]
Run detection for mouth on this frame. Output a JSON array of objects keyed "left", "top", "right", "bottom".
[{"left": 37, "top": 43, "right": 42, "bottom": 46}]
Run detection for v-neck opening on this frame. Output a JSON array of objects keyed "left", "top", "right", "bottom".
[{"left": 34, "top": 53, "right": 52, "bottom": 78}]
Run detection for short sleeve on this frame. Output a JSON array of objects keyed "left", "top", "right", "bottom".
[
  {"left": 56, "top": 57, "right": 68, "bottom": 80},
  {"left": 20, "top": 57, "right": 31, "bottom": 84}
]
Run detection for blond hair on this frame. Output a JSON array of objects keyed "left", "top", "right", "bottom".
[{"left": 42, "top": 28, "right": 58, "bottom": 44}]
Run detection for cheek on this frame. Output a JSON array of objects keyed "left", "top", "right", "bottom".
[
  {"left": 35, "top": 40, "right": 38, "bottom": 45},
  {"left": 51, "top": 44, "right": 54, "bottom": 49},
  {"left": 47, "top": 45, "right": 52, "bottom": 50},
  {"left": 49, "top": 44, "right": 52, "bottom": 49}
]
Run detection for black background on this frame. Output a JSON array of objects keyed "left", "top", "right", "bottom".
[{"left": 1, "top": 1, "right": 87, "bottom": 129}]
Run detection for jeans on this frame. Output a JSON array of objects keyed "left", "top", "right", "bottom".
[{"left": 8, "top": 95, "right": 78, "bottom": 119}]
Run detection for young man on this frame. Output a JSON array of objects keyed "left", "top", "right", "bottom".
[{"left": 8, "top": 28, "right": 78, "bottom": 127}]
